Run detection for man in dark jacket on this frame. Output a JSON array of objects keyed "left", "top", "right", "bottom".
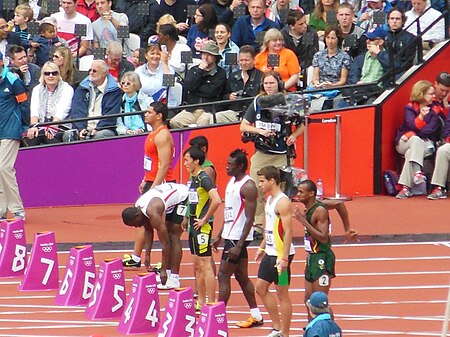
[
  {"left": 375, "top": 8, "right": 418, "bottom": 80},
  {"left": 70, "top": 60, "right": 122, "bottom": 139},
  {"left": 231, "top": 0, "right": 279, "bottom": 52},
  {"left": 169, "top": 42, "right": 227, "bottom": 128},
  {"left": 281, "top": 10, "right": 319, "bottom": 71},
  {"left": 8, "top": 45, "right": 40, "bottom": 94},
  {"left": 0, "top": 51, "right": 29, "bottom": 220}
]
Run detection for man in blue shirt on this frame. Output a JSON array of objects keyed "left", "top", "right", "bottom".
[
  {"left": 304, "top": 291, "right": 342, "bottom": 337},
  {"left": 231, "top": 0, "right": 279, "bottom": 52},
  {"left": 0, "top": 50, "right": 30, "bottom": 220}
]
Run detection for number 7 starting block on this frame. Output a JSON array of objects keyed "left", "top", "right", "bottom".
[
  {"left": 0, "top": 218, "right": 27, "bottom": 278},
  {"left": 19, "top": 231, "right": 59, "bottom": 291}
]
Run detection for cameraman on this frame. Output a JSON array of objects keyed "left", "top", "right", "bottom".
[{"left": 240, "top": 70, "right": 304, "bottom": 237}]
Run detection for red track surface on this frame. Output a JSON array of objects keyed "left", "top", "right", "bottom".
[{"left": 0, "top": 197, "right": 449, "bottom": 337}]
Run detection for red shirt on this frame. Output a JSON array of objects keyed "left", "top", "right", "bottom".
[
  {"left": 143, "top": 126, "right": 175, "bottom": 182},
  {"left": 76, "top": 0, "right": 100, "bottom": 22}
]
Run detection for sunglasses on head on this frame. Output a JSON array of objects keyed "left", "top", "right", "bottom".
[{"left": 44, "top": 71, "right": 59, "bottom": 76}]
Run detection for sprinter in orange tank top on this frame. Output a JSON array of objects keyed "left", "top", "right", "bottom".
[{"left": 123, "top": 102, "right": 177, "bottom": 276}]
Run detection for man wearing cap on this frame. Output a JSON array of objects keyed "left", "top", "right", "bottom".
[
  {"left": 0, "top": 50, "right": 30, "bottom": 221},
  {"left": 304, "top": 291, "right": 342, "bottom": 337},
  {"left": 347, "top": 27, "right": 386, "bottom": 104},
  {"left": 427, "top": 72, "right": 450, "bottom": 200},
  {"left": 169, "top": 41, "right": 227, "bottom": 128},
  {"left": 293, "top": 179, "right": 336, "bottom": 322}
]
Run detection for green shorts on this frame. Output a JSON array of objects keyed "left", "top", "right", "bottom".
[{"left": 305, "top": 250, "right": 336, "bottom": 283}]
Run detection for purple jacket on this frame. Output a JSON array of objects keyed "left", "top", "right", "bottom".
[{"left": 394, "top": 102, "right": 443, "bottom": 144}]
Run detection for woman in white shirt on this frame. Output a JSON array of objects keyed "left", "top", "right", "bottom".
[{"left": 25, "top": 61, "right": 73, "bottom": 146}]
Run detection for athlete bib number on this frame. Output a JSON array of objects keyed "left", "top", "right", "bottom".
[
  {"left": 304, "top": 237, "right": 312, "bottom": 252},
  {"left": 189, "top": 190, "right": 198, "bottom": 204},
  {"left": 144, "top": 156, "right": 152, "bottom": 171},
  {"left": 224, "top": 207, "right": 233, "bottom": 222},
  {"left": 265, "top": 231, "right": 274, "bottom": 246},
  {"left": 176, "top": 204, "right": 187, "bottom": 216}
]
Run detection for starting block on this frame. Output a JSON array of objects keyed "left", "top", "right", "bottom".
[
  {"left": 195, "top": 302, "right": 228, "bottom": 337},
  {"left": 85, "top": 258, "right": 126, "bottom": 320},
  {"left": 117, "top": 272, "right": 160, "bottom": 334},
  {"left": 157, "top": 287, "right": 196, "bottom": 337},
  {"left": 19, "top": 231, "right": 59, "bottom": 291},
  {"left": 55, "top": 245, "right": 96, "bottom": 306},
  {"left": 0, "top": 218, "right": 27, "bottom": 278}
]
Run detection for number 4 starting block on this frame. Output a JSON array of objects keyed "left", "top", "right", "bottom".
[
  {"left": 19, "top": 231, "right": 59, "bottom": 291},
  {"left": 0, "top": 218, "right": 27, "bottom": 278},
  {"left": 117, "top": 272, "right": 160, "bottom": 334}
]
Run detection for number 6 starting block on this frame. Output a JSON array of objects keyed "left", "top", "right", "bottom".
[
  {"left": 0, "top": 218, "right": 27, "bottom": 278},
  {"left": 55, "top": 245, "right": 96, "bottom": 306},
  {"left": 19, "top": 231, "right": 59, "bottom": 291},
  {"left": 117, "top": 272, "right": 160, "bottom": 334}
]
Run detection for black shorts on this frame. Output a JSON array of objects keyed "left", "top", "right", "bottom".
[
  {"left": 165, "top": 198, "right": 188, "bottom": 225},
  {"left": 257, "top": 254, "right": 294, "bottom": 286},
  {"left": 221, "top": 240, "right": 251, "bottom": 264},
  {"left": 188, "top": 221, "right": 213, "bottom": 256}
]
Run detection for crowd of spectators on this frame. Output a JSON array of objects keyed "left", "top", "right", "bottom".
[{"left": 0, "top": 0, "right": 444, "bottom": 145}]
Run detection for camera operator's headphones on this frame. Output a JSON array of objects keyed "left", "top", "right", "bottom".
[{"left": 261, "top": 71, "right": 285, "bottom": 93}]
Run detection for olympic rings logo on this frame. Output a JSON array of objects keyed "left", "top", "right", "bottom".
[
  {"left": 169, "top": 302, "right": 174, "bottom": 308},
  {"left": 69, "top": 258, "right": 75, "bottom": 266},
  {"left": 112, "top": 273, "right": 122, "bottom": 280},
  {"left": 42, "top": 246, "right": 53, "bottom": 253},
  {"left": 84, "top": 260, "right": 93, "bottom": 267},
  {"left": 14, "top": 233, "right": 23, "bottom": 239},
  {"left": 184, "top": 302, "right": 192, "bottom": 309},
  {"left": 148, "top": 287, "right": 156, "bottom": 294},
  {"left": 132, "top": 285, "right": 137, "bottom": 293},
  {"left": 217, "top": 317, "right": 225, "bottom": 324},
  {"left": 201, "top": 315, "right": 206, "bottom": 322}
]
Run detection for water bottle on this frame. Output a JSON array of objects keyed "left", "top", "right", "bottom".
[{"left": 317, "top": 179, "right": 324, "bottom": 200}]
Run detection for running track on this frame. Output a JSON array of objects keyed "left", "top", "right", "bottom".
[{"left": 0, "top": 241, "right": 449, "bottom": 337}]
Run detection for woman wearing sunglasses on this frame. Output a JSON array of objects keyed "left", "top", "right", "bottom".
[
  {"left": 52, "top": 46, "right": 75, "bottom": 87},
  {"left": 116, "top": 71, "right": 151, "bottom": 135},
  {"left": 25, "top": 61, "right": 74, "bottom": 146}
]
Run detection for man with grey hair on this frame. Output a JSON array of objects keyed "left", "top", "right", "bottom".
[
  {"left": 304, "top": 291, "right": 342, "bottom": 337},
  {"left": 105, "top": 41, "right": 134, "bottom": 82},
  {"left": 70, "top": 59, "right": 122, "bottom": 140}
]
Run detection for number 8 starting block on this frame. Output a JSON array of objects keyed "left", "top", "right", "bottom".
[{"left": 0, "top": 218, "right": 27, "bottom": 278}]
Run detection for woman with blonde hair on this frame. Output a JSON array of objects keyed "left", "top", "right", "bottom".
[
  {"left": 52, "top": 46, "right": 75, "bottom": 87},
  {"left": 25, "top": 61, "right": 74, "bottom": 146},
  {"left": 255, "top": 28, "right": 300, "bottom": 92},
  {"left": 394, "top": 80, "right": 442, "bottom": 199}
]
